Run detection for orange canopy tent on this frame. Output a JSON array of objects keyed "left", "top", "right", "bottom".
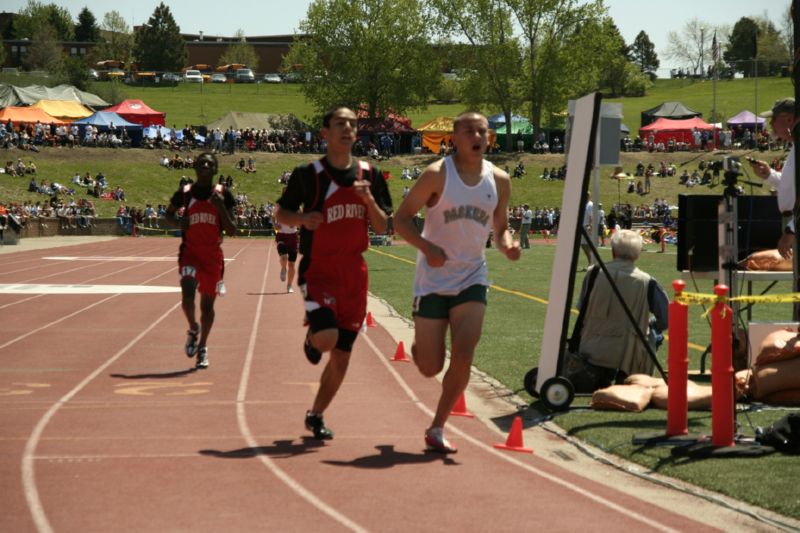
[
  {"left": 417, "top": 116, "right": 496, "bottom": 154},
  {"left": 0, "top": 106, "right": 66, "bottom": 125}
]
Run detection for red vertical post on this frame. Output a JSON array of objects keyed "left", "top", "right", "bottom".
[
  {"left": 711, "top": 284, "right": 735, "bottom": 448},
  {"left": 666, "top": 280, "right": 688, "bottom": 436}
]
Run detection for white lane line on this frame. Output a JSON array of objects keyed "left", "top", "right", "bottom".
[
  {"left": 20, "top": 239, "right": 252, "bottom": 533},
  {"left": 235, "top": 245, "right": 366, "bottom": 532},
  {"left": 360, "top": 333, "right": 680, "bottom": 533},
  {"left": 0, "top": 284, "right": 180, "bottom": 294},
  {"left": 22, "top": 302, "right": 181, "bottom": 533}
]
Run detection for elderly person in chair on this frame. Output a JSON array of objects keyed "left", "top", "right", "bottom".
[{"left": 577, "top": 229, "right": 668, "bottom": 379}]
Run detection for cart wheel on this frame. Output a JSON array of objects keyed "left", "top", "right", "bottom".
[
  {"left": 540, "top": 377, "right": 575, "bottom": 411},
  {"left": 523, "top": 368, "right": 539, "bottom": 398}
]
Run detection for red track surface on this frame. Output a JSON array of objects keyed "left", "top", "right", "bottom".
[{"left": 1, "top": 238, "right": 721, "bottom": 532}]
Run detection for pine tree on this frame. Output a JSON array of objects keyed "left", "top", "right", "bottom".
[
  {"left": 74, "top": 7, "right": 100, "bottom": 42},
  {"left": 133, "top": 2, "right": 187, "bottom": 72},
  {"left": 630, "top": 30, "right": 659, "bottom": 75}
]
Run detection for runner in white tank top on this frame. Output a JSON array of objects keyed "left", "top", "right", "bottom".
[
  {"left": 394, "top": 112, "right": 521, "bottom": 454},
  {"left": 413, "top": 155, "right": 497, "bottom": 297}
]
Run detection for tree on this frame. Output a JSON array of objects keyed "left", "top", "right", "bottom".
[
  {"left": 429, "top": 0, "right": 524, "bottom": 151},
  {"left": 665, "top": 17, "right": 719, "bottom": 76},
  {"left": 723, "top": 16, "right": 758, "bottom": 76},
  {"left": 13, "top": 1, "right": 74, "bottom": 40},
  {"left": 60, "top": 55, "right": 90, "bottom": 90},
  {"left": 133, "top": 2, "right": 186, "bottom": 72},
  {"left": 285, "top": 0, "right": 440, "bottom": 121},
  {"left": 219, "top": 30, "right": 259, "bottom": 71},
  {"left": 74, "top": 7, "right": 100, "bottom": 42},
  {"left": 505, "top": 0, "right": 607, "bottom": 129},
  {"left": 630, "top": 30, "right": 659, "bottom": 75},
  {"left": 22, "top": 24, "right": 63, "bottom": 72},
  {"left": 724, "top": 16, "right": 788, "bottom": 77},
  {"left": 96, "top": 10, "right": 133, "bottom": 64}
]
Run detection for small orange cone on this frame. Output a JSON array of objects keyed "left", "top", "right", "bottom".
[
  {"left": 493, "top": 415, "right": 533, "bottom": 453},
  {"left": 450, "top": 392, "right": 475, "bottom": 418},
  {"left": 366, "top": 311, "right": 377, "bottom": 328},
  {"left": 391, "top": 340, "right": 410, "bottom": 362}
]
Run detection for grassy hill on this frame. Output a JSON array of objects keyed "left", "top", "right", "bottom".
[{"left": 1, "top": 76, "right": 792, "bottom": 217}]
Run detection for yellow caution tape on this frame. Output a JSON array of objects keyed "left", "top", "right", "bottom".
[{"left": 676, "top": 291, "right": 800, "bottom": 306}]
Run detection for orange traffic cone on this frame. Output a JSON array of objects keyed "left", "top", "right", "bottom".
[
  {"left": 493, "top": 415, "right": 533, "bottom": 453},
  {"left": 366, "top": 312, "right": 377, "bottom": 328},
  {"left": 391, "top": 340, "right": 410, "bottom": 362},
  {"left": 450, "top": 392, "right": 475, "bottom": 418}
]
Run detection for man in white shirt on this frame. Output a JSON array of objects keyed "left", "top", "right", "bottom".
[
  {"left": 519, "top": 203, "right": 533, "bottom": 249},
  {"left": 750, "top": 98, "right": 796, "bottom": 259}
]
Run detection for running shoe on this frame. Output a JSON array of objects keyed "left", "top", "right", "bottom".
[
  {"left": 425, "top": 427, "right": 457, "bottom": 454},
  {"left": 185, "top": 323, "right": 200, "bottom": 357},
  {"left": 305, "top": 410, "right": 333, "bottom": 440},
  {"left": 287, "top": 285, "right": 294, "bottom": 293},
  {"left": 280, "top": 267, "right": 287, "bottom": 282},
  {"left": 196, "top": 347, "right": 209, "bottom": 369},
  {"left": 303, "top": 329, "right": 322, "bottom": 365},
  {"left": 217, "top": 281, "right": 227, "bottom": 297}
]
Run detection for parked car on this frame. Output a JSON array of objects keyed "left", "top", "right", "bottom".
[
  {"left": 263, "top": 73, "right": 282, "bottom": 84},
  {"left": 183, "top": 69, "right": 204, "bottom": 83},
  {"left": 283, "top": 71, "right": 303, "bottom": 83},
  {"left": 162, "top": 72, "right": 180, "bottom": 82},
  {"left": 234, "top": 68, "right": 255, "bottom": 83},
  {"left": 211, "top": 73, "right": 227, "bottom": 83}
]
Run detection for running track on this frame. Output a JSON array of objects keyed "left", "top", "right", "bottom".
[{"left": 0, "top": 237, "right": 757, "bottom": 532}]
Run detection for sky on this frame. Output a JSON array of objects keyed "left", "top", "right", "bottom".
[{"left": 1, "top": 0, "right": 790, "bottom": 76}]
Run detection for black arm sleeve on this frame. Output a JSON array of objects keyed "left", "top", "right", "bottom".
[
  {"left": 277, "top": 167, "right": 306, "bottom": 212},
  {"left": 370, "top": 167, "right": 393, "bottom": 214}
]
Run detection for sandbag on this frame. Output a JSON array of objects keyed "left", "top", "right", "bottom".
[
  {"left": 624, "top": 374, "right": 665, "bottom": 388},
  {"left": 738, "top": 249, "right": 792, "bottom": 271},
  {"left": 591, "top": 384, "right": 652, "bottom": 412},
  {"left": 755, "top": 329, "right": 800, "bottom": 367},
  {"left": 760, "top": 389, "right": 800, "bottom": 407},
  {"left": 650, "top": 381, "right": 712, "bottom": 410},
  {"left": 751, "top": 358, "right": 800, "bottom": 400}
]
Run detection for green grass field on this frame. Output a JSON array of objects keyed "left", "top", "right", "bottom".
[
  {"left": 3, "top": 75, "right": 800, "bottom": 519},
  {"left": 365, "top": 241, "right": 800, "bottom": 520}
]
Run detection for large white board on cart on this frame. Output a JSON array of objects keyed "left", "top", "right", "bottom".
[{"left": 535, "top": 92, "right": 601, "bottom": 393}]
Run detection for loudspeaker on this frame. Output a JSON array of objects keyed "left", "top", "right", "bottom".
[{"left": 677, "top": 194, "right": 782, "bottom": 272}]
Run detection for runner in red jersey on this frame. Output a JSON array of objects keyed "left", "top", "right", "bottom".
[
  {"left": 275, "top": 106, "right": 392, "bottom": 440},
  {"left": 272, "top": 207, "right": 299, "bottom": 293},
  {"left": 165, "top": 153, "right": 237, "bottom": 369}
]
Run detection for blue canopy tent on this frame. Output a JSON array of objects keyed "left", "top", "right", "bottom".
[
  {"left": 487, "top": 113, "right": 528, "bottom": 129},
  {"left": 74, "top": 111, "right": 143, "bottom": 146}
]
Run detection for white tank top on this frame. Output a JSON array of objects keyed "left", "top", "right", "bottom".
[{"left": 413, "top": 156, "right": 497, "bottom": 297}]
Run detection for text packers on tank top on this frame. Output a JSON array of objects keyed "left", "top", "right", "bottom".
[{"left": 413, "top": 156, "right": 497, "bottom": 297}]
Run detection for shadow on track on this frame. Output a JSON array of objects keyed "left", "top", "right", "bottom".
[
  {"left": 110, "top": 368, "right": 198, "bottom": 379},
  {"left": 199, "top": 438, "right": 327, "bottom": 459},
  {"left": 322, "top": 445, "right": 458, "bottom": 468}
]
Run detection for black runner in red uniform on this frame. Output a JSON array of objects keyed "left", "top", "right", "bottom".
[{"left": 170, "top": 183, "right": 236, "bottom": 296}]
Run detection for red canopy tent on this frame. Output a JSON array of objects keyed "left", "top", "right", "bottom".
[
  {"left": 639, "top": 117, "right": 718, "bottom": 148},
  {"left": 104, "top": 99, "right": 165, "bottom": 126}
]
